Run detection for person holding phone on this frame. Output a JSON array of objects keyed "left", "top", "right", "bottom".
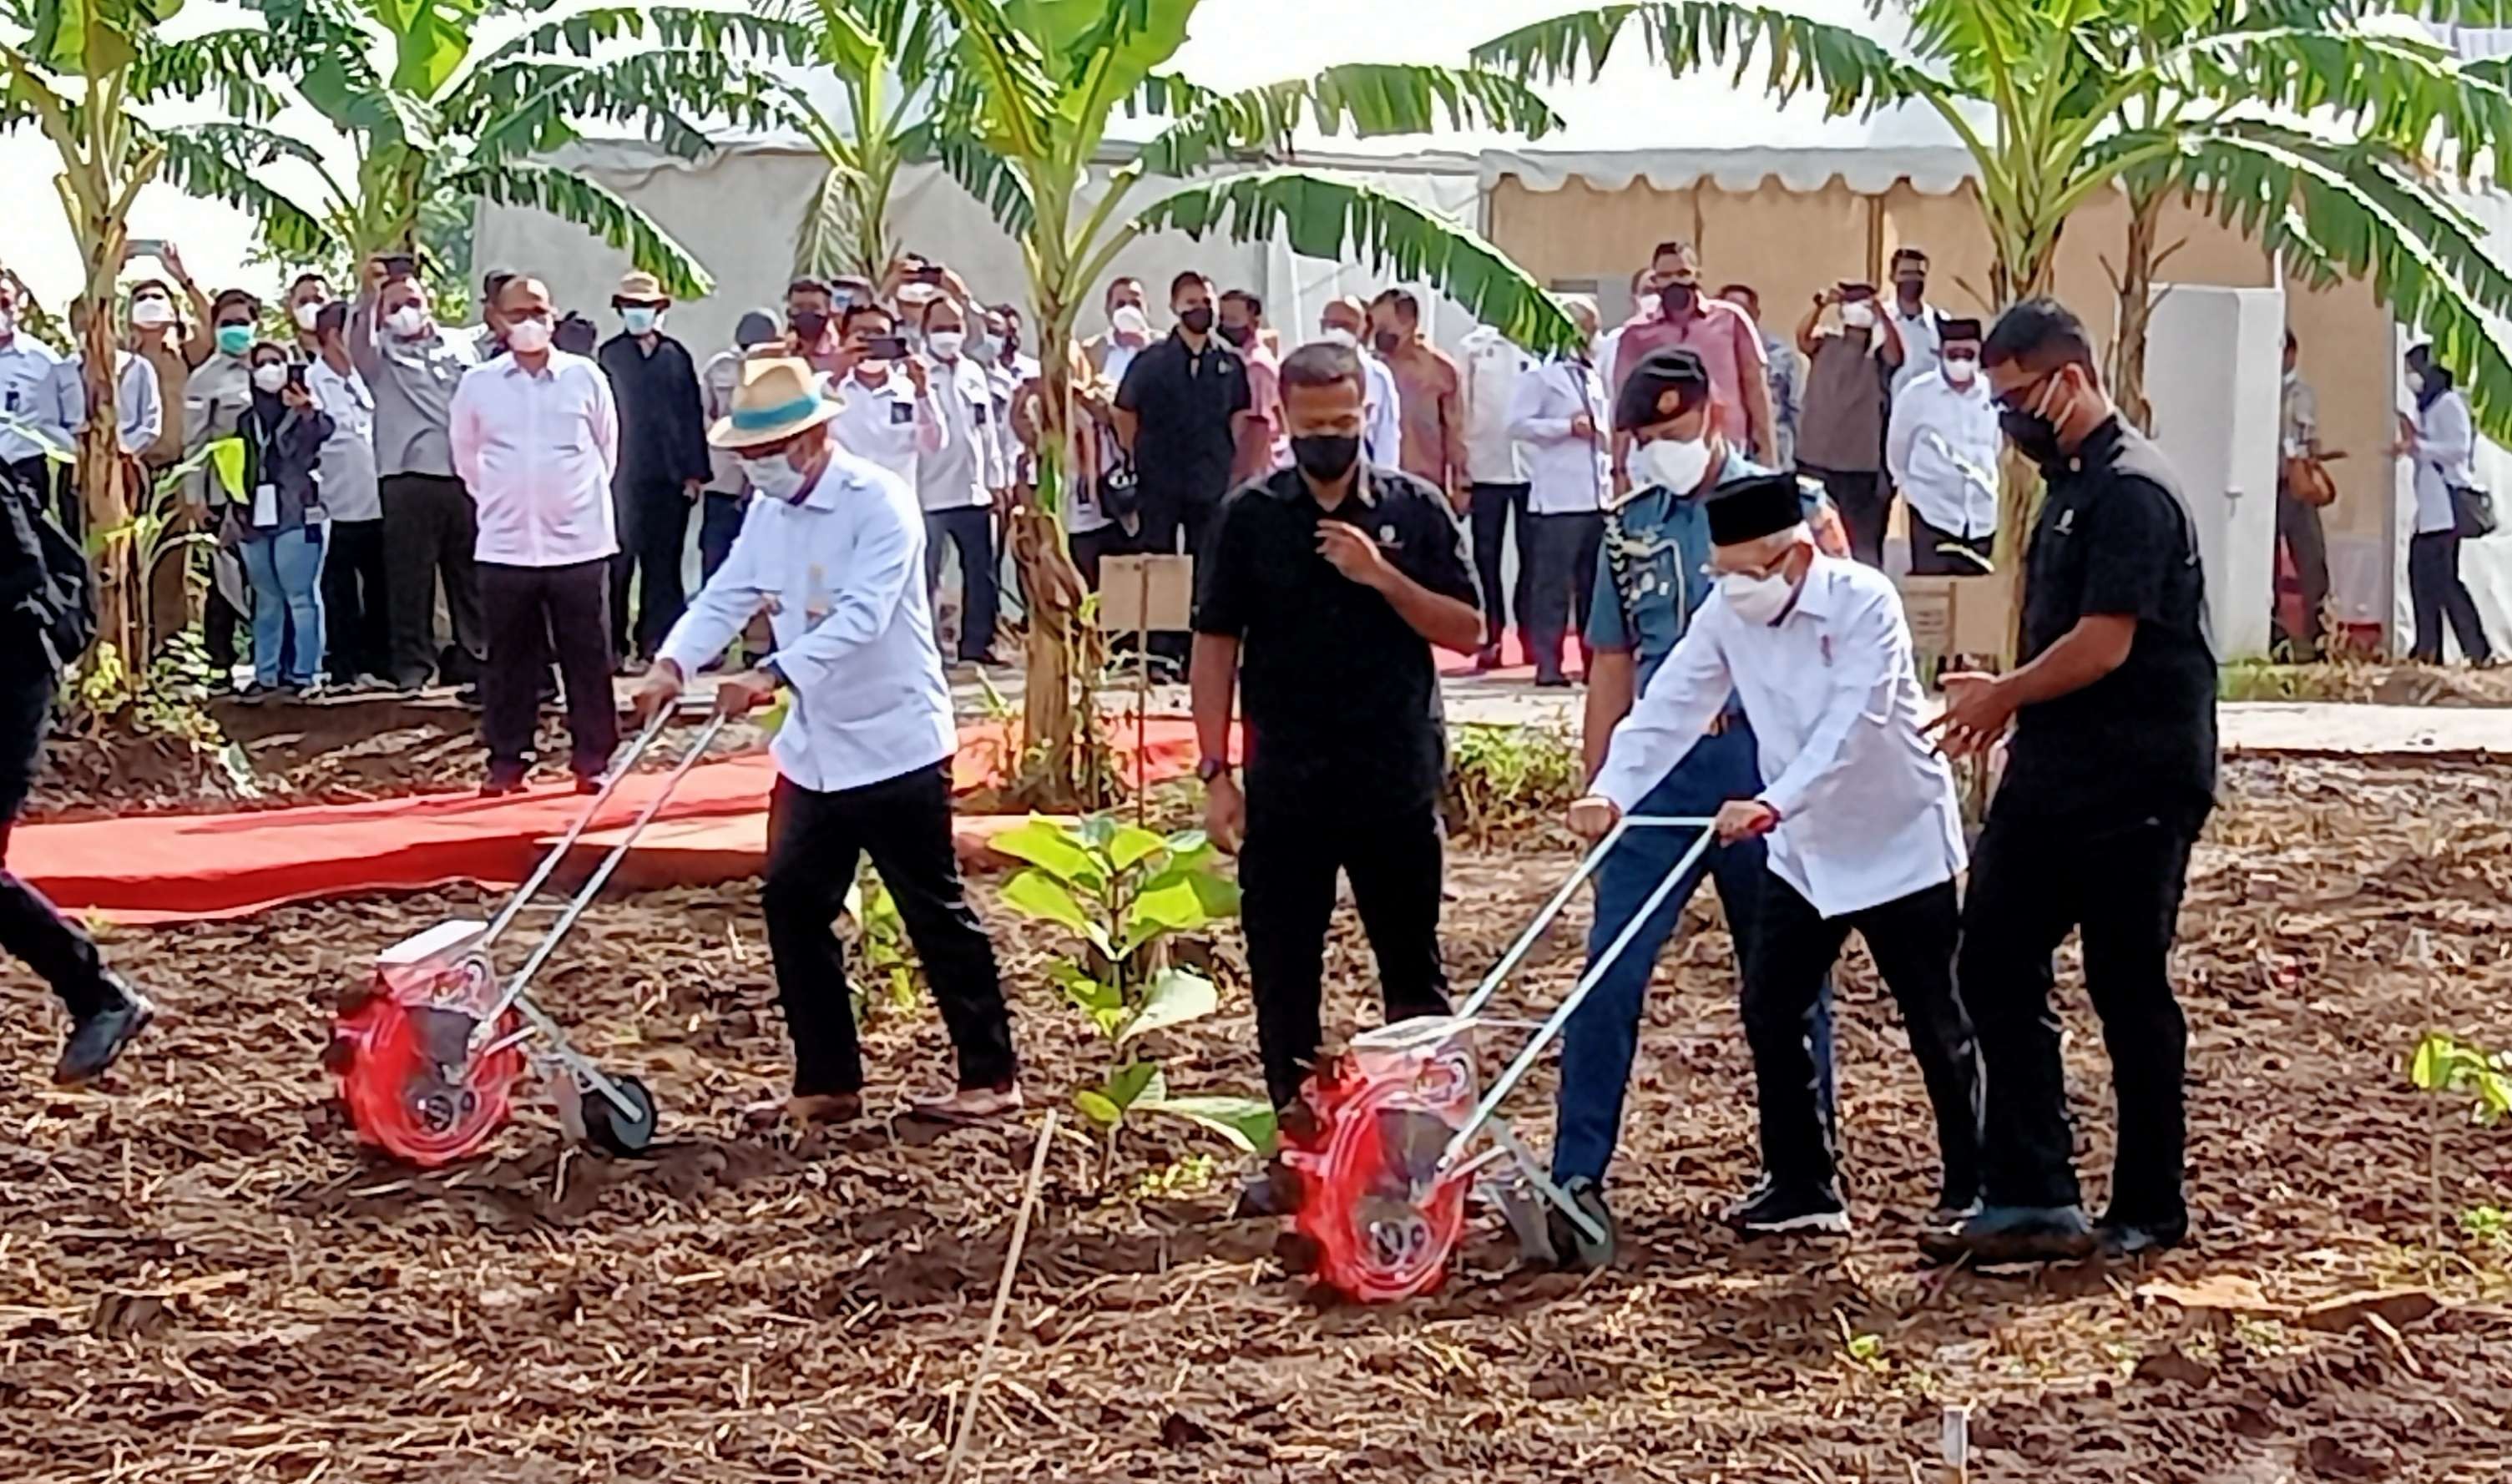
[
  {"left": 352, "top": 254, "right": 485, "bottom": 691},
  {"left": 827, "top": 302, "right": 943, "bottom": 492},
  {"left": 306, "top": 300, "right": 388, "bottom": 687},
  {"left": 1794, "top": 282, "right": 1905, "bottom": 566},
  {"left": 230, "top": 341, "right": 336, "bottom": 699}
]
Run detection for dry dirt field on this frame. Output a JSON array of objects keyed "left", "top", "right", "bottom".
[{"left": 2, "top": 755, "right": 2509, "bottom": 1481}]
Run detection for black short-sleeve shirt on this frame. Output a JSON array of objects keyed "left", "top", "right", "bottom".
[
  {"left": 1194, "top": 463, "right": 1479, "bottom": 810},
  {"left": 2001, "top": 417, "right": 2218, "bottom": 828},
  {"left": 1115, "top": 331, "right": 1250, "bottom": 512}
]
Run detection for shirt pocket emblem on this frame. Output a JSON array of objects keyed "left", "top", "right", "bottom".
[{"left": 888, "top": 402, "right": 914, "bottom": 426}]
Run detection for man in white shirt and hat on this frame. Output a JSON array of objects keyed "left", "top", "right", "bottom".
[
  {"left": 635, "top": 356, "right": 1021, "bottom": 1126},
  {"left": 1570, "top": 472, "right": 1983, "bottom": 1239}
]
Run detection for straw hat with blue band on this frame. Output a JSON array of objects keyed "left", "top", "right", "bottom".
[{"left": 708, "top": 356, "right": 840, "bottom": 451}]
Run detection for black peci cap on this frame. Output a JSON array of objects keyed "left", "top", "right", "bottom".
[
  {"left": 1705, "top": 473, "right": 1807, "bottom": 547},
  {"left": 1940, "top": 317, "right": 1983, "bottom": 341},
  {"left": 1613, "top": 346, "right": 1711, "bottom": 432}
]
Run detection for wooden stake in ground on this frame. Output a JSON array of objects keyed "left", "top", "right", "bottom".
[{"left": 943, "top": 1110, "right": 1059, "bottom": 1484}]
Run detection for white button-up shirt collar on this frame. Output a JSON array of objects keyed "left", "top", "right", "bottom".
[
  {"left": 1506, "top": 356, "right": 1607, "bottom": 514},
  {"left": 1594, "top": 554, "right": 1964, "bottom": 916},
  {"left": 831, "top": 366, "right": 944, "bottom": 491},
  {"left": 658, "top": 450, "right": 956, "bottom": 793},
  {"left": 915, "top": 352, "right": 1003, "bottom": 512},
  {"left": 1885, "top": 369, "right": 2001, "bottom": 543},
  {"left": 0, "top": 333, "right": 73, "bottom": 463},
  {"left": 448, "top": 349, "right": 619, "bottom": 566}
]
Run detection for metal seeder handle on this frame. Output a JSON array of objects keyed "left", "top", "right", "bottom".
[
  {"left": 1438, "top": 815, "right": 1718, "bottom": 1174},
  {"left": 478, "top": 706, "right": 680, "bottom": 951}
]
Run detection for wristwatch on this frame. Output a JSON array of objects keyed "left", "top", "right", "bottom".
[{"left": 1195, "top": 756, "right": 1233, "bottom": 785}]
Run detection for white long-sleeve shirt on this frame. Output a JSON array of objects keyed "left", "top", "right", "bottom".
[
  {"left": 61, "top": 350, "right": 163, "bottom": 457},
  {"left": 1593, "top": 554, "right": 1965, "bottom": 917},
  {"left": 658, "top": 451, "right": 957, "bottom": 793},
  {"left": 2412, "top": 389, "right": 2474, "bottom": 536},
  {"left": 306, "top": 357, "right": 382, "bottom": 522},
  {"left": 1460, "top": 326, "right": 1531, "bottom": 484},
  {"left": 831, "top": 366, "right": 944, "bottom": 491},
  {"left": 449, "top": 349, "right": 620, "bottom": 567},
  {"left": 1506, "top": 356, "right": 1608, "bottom": 515},
  {"left": 1362, "top": 351, "right": 1403, "bottom": 468},
  {"left": 1885, "top": 370, "right": 2000, "bottom": 542},
  {"left": 915, "top": 352, "right": 1004, "bottom": 512},
  {"left": 0, "top": 334, "right": 74, "bottom": 464}
]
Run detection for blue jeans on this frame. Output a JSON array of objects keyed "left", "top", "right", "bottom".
[
  {"left": 241, "top": 527, "right": 325, "bottom": 688},
  {"left": 1552, "top": 719, "right": 1837, "bottom": 1186}
]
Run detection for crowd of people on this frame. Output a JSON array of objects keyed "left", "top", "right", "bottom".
[{"left": 0, "top": 224, "right": 2482, "bottom": 1271}]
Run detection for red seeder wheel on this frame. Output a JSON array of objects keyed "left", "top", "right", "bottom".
[
  {"left": 1278, "top": 1031, "right": 1479, "bottom": 1304},
  {"left": 331, "top": 992, "right": 526, "bottom": 1167}
]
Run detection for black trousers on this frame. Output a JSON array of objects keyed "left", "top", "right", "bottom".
[
  {"left": 478, "top": 558, "right": 618, "bottom": 779},
  {"left": 699, "top": 491, "right": 747, "bottom": 583},
  {"left": 321, "top": 517, "right": 389, "bottom": 680},
  {"left": 1746, "top": 871, "right": 1981, "bottom": 1198},
  {"left": 612, "top": 479, "right": 691, "bottom": 664},
  {"left": 1239, "top": 786, "right": 1451, "bottom": 1109},
  {"left": 1959, "top": 806, "right": 2201, "bottom": 1224},
  {"left": 924, "top": 506, "right": 1000, "bottom": 660},
  {"left": 1069, "top": 525, "right": 1113, "bottom": 591},
  {"left": 2408, "top": 529, "right": 2491, "bottom": 664},
  {"left": 1468, "top": 481, "right": 1531, "bottom": 648},
  {"left": 762, "top": 763, "right": 1016, "bottom": 1096},
  {"left": 1905, "top": 512, "right": 1993, "bottom": 577},
  {"left": 382, "top": 472, "right": 485, "bottom": 688},
  {"left": 1804, "top": 465, "right": 1888, "bottom": 567},
  {"left": 1134, "top": 496, "right": 1221, "bottom": 668},
  {"left": 0, "top": 654, "right": 112, "bottom": 1021},
  {"left": 1524, "top": 510, "right": 1602, "bottom": 680},
  {"left": 2272, "top": 487, "right": 2331, "bottom": 662}
]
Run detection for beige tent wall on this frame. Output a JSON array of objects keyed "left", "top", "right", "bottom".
[{"left": 1492, "top": 172, "right": 2396, "bottom": 633}]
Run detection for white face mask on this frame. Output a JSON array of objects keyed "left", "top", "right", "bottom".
[
  {"left": 251, "top": 363, "right": 290, "bottom": 394},
  {"left": 739, "top": 452, "right": 808, "bottom": 502},
  {"left": 294, "top": 301, "right": 325, "bottom": 331},
  {"left": 505, "top": 316, "right": 553, "bottom": 354},
  {"left": 971, "top": 332, "right": 1003, "bottom": 365},
  {"left": 1720, "top": 568, "right": 1798, "bottom": 624},
  {"left": 1839, "top": 301, "right": 1876, "bottom": 331},
  {"left": 1632, "top": 434, "right": 1712, "bottom": 494},
  {"left": 2408, "top": 370, "right": 2428, "bottom": 395},
  {"left": 927, "top": 329, "right": 966, "bottom": 359},
  {"left": 131, "top": 296, "right": 176, "bottom": 329},
  {"left": 1943, "top": 354, "right": 1979, "bottom": 386},
  {"left": 621, "top": 305, "right": 661, "bottom": 336},
  {"left": 385, "top": 304, "right": 427, "bottom": 338},
  {"left": 1321, "top": 326, "right": 1359, "bottom": 350}
]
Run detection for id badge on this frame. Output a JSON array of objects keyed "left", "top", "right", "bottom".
[{"left": 251, "top": 483, "right": 280, "bottom": 527}]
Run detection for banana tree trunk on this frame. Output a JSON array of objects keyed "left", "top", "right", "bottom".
[
  {"left": 2110, "top": 189, "right": 2162, "bottom": 436},
  {"left": 1007, "top": 342, "right": 1119, "bottom": 810}
]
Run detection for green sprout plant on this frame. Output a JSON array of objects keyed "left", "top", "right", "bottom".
[
  {"left": 842, "top": 867, "right": 918, "bottom": 1019},
  {"left": 991, "top": 815, "right": 1273, "bottom": 1183},
  {"left": 2410, "top": 1032, "right": 2512, "bottom": 1125}
]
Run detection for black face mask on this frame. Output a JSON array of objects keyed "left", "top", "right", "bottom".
[
  {"left": 1372, "top": 328, "right": 1403, "bottom": 356},
  {"left": 1178, "top": 305, "right": 1214, "bottom": 335},
  {"left": 1659, "top": 284, "right": 1696, "bottom": 315},
  {"left": 1218, "top": 321, "right": 1254, "bottom": 348},
  {"left": 789, "top": 310, "right": 829, "bottom": 342},
  {"left": 1998, "top": 408, "right": 2063, "bottom": 467},
  {"left": 1291, "top": 432, "right": 1361, "bottom": 482}
]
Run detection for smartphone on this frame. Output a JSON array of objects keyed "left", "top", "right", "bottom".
[
  {"left": 285, "top": 362, "right": 309, "bottom": 393},
  {"left": 380, "top": 254, "right": 417, "bottom": 282},
  {"left": 863, "top": 334, "right": 911, "bottom": 361},
  {"left": 1839, "top": 281, "right": 1878, "bottom": 302},
  {"left": 124, "top": 238, "right": 168, "bottom": 263},
  {"left": 912, "top": 263, "right": 945, "bottom": 285}
]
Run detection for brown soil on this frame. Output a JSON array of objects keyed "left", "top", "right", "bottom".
[{"left": 3, "top": 756, "right": 2510, "bottom": 1480}]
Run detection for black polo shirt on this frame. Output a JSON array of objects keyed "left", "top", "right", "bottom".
[
  {"left": 1194, "top": 463, "right": 1478, "bottom": 811},
  {"left": 2001, "top": 416, "right": 2218, "bottom": 829},
  {"left": 1114, "top": 331, "right": 1249, "bottom": 512}
]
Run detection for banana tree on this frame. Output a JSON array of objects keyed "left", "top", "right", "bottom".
[
  {"left": 931, "top": 0, "right": 1578, "bottom": 808},
  {"left": 1476, "top": 0, "right": 2512, "bottom": 599},
  {"left": 772, "top": 0, "right": 953, "bottom": 281},
  {"left": 0, "top": 0, "right": 287, "bottom": 664},
  {"left": 152, "top": 0, "right": 813, "bottom": 297}
]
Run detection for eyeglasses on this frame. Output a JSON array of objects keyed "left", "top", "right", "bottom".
[{"left": 1993, "top": 367, "right": 2062, "bottom": 416}]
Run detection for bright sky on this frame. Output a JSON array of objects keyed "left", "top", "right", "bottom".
[{"left": 0, "top": 0, "right": 1950, "bottom": 305}]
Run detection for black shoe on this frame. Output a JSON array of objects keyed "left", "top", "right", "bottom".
[
  {"left": 1726, "top": 1175, "right": 1851, "bottom": 1237},
  {"left": 1929, "top": 1194, "right": 1984, "bottom": 1229},
  {"left": 2095, "top": 1211, "right": 2188, "bottom": 1259},
  {"left": 1918, "top": 1203, "right": 2095, "bottom": 1265},
  {"left": 480, "top": 767, "right": 528, "bottom": 799},
  {"left": 1232, "top": 1168, "right": 1288, "bottom": 1219},
  {"left": 1532, "top": 672, "right": 1573, "bottom": 689},
  {"left": 55, "top": 982, "right": 155, "bottom": 1087},
  {"left": 455, "top": 684, "right": 484, "bottom": 709},
  {"left": 572, "top": 772, "right": 604, "bottom": 796},
  {"left": 235, "top": 681, "right": 276, "bottom": 705},
  {"left": 1470, "top": 644, "right": 1502, "bottom": 674}
]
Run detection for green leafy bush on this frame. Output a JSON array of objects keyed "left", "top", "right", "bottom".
[
  {"left": 992, "top": 815, "right": 1273, "bottom": 1169},
  {"left": 2410, "top": 1032, "right": 2512, "bottom": 1125},
  {"left": 1445, "top": 722, "right": 1583, "bottom": 838}
]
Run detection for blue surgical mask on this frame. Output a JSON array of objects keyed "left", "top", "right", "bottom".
[
  {"left": 622, "top": 305, "right": 660, "bottom": 336},
  {"left": 215, "top": 325, "right": 253, "bottom": 357}
]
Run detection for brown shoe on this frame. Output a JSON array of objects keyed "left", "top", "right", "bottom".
[
  {"left": 743, "top": 1091, "right": 863, "bottom": 1130},
  {"left": 908, "top": 1083, "right": 1024, "bottom": 1123}
]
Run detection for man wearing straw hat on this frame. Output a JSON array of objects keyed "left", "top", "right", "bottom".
[{"left": 635, "top": 357, "right": 1022, "bottom": 1125}]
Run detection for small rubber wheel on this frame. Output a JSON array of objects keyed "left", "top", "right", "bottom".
[
  {"left": 579, "top": 1074, "right": 659, "bottom": 1157},
  {"left": 1547, "top": 1180, "right": 1618, "bottom": 1272}
]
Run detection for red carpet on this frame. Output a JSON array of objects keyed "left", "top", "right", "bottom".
[
  {"left": 1435, "top": 633, "right": 1587, "bottom": 679},
  {"left": 16, "top": 719, "right": 1206, "bottom": 924}
]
